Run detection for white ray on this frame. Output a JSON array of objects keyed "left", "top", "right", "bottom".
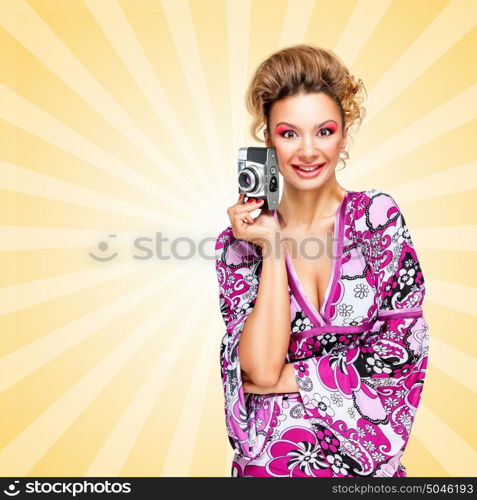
[
  {"left": 0, "top": 161, "right": 205, "bottom": 229},
  {"left": 0, "top": 0, "right": 210, "bottom": 214},
  {"left": 0, "top": 260, "right": 197, "bottom": 392},
  {"left": 226, "top": 0, "right": 251, "bottom": 155},
  {"left": 388, "top": 161, "right": 477, "bottom": 203},
  {"left": 160, "top": 0, "right": 229, "bottom": 194},
  {"left": 0, "top": 253, "right": 188, "bottom": 315},
  {"left": 344, "top": 84, "right": 477, "bottom": 182},
  {"left": 334, "top": 0, "right": 393, "bottom": 67},
  {"left": 0, "top": 226, "right": 142, "bottom": 251},
  {"left": 0, "top": 268, "right": 207, "bottom": 476},
  {"left": 365, "top": 0, "right": 477, "bottom": 121},
  {"left": 278, "top": 0, "right": 315, "bottom": 48},
  {"left": 425, "top": 278, "right": 477, "bottom": 317},
  {"left": 0, "top": 225, "right": 219, "bottom": 270},
  {"left": 160, "top": 286, "right": 219, "bottom": 476},
  {"left": 224, "top": 444, "right": 232, "bottom": 477},
  {"left": 411, "top": 226, "right": 477, "bottom": 251},
  {"left": 84, "top": 278, "right": 210, "bottom": 476},
  {"left": 0, "top": 84, "right": 207, "bottom": 220},
  {"left": 83, "top": 0, "right": 221, "bottom": 207},
  {"left": 428, "top": 338, "right": 477, "bottom": 394},
  {"left": 414, "top": 403, "right": 477, "bottom": 476}
]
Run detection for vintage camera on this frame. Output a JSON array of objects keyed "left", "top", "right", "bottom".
[{"left": 237, "top": 147, "right": 279, "bottom": 210}]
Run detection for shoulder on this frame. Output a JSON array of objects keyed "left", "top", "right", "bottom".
[
  {"left": 349, "top": 188, "right": 404, "bottom": 233},
  {"left": 349, "top": 188, "right": 400, "bottom": 211}
]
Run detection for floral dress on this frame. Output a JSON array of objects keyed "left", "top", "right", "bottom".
[{"left": 214, "top": 189, "right": 430, "bottom": 477}]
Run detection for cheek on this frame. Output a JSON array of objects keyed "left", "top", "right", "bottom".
[
  {"left": 274, "top": 144, "right": 293, "bottom": 164},
  {"left": 323, "top": 137, "right": 343, "bottom": 155}
]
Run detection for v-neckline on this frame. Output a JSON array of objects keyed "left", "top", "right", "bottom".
[{"left": 273, "top": 191, "right": 349, "bottom": 327}]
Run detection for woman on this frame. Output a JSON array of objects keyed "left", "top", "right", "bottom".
[{"left": 215, "top": 45, "right": 429, "bottom": 477}]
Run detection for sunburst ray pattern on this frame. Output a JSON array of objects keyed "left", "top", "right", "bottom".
[{"left": 1, "top": 0, "right": 475, "bottom": 477}]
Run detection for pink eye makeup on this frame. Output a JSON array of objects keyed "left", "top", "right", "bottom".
[
  {"left": 275, "top": 124, "right": 292, "bottom": 135},
  {"left": 274, "top": 120, "right": 338, "bottom": 137},
  {"left": 322, "top": 121, "right": 337, "bottom": 133}
]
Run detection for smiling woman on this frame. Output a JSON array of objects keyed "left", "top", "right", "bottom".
[{"left": 215, "top": 44, "right": 429, "bottom": 478}]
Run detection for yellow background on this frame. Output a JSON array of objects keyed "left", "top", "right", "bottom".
[{"left": 1, "top": 0, "right": 476, "bottom": 477}]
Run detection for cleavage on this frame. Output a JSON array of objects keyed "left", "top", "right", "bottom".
[{"left": 285, "top": 233, "right": 333, "bottom": 314}]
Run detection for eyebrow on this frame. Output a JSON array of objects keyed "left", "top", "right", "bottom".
[{"left": 274, "top": 120, "right": 337, "bottom": 130}]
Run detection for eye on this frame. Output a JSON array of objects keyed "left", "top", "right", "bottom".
[
  {"left": 280, "top": 129, "right": 297, "bottom": 139},
  {"left": 279, "top": 128, "right": 335, "bottom": 138},
  {"left": 319, "top": 127, "right": 334, "bottom": 137}
]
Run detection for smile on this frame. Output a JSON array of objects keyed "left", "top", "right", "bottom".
[
  {"left": 292, "top": 162, "right": 326, "bottom": 177},
  {"left": 292, "top": 162, "right": 326, "bottom": 172}
]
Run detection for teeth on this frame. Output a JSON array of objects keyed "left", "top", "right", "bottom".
[{"left": 296, "top": 164, "right": 322, "bottom": 171}]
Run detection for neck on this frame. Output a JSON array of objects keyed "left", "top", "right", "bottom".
[{"left": 277, "top": 176, "right": 347, "bottom": 232}]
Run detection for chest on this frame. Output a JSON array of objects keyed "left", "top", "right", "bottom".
[{"left": 282, "top": 228, "right": 334, "bottom": 314}]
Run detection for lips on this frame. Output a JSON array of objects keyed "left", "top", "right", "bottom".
[
  {"left": 290, "top": 162, "right": 326, "bottom": 178},
  {"left": 292, "top": 162, "right": 326, "bottom": 169}
]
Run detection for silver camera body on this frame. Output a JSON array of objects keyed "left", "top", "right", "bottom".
[{"left": 237, "top": 147, "right": 279, "bottom": 210}]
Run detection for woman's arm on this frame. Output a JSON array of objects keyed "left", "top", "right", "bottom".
[
  {"left": 243, "top": 363, "right": 299, "bottom": 395},
  {"left": 238, "top": 236, "right": 291, "bottom": 388}
]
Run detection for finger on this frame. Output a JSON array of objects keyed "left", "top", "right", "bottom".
[
  {"left": 234, "top": 199, "right": 264, "bottom": 215},
  {"left": 239, "top": 194, "right": 251, "bottom": 206},
  {"left": 236, "top": 212, "right": 254, "bottom": 225},
  {"left": 238, "top": 215, "right": 253, "bottom": 226},
  {"left": 234, "top": 194, "right": 246, "bottom": 209}
]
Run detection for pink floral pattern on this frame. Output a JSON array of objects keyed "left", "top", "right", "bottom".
[{"left": 215, "top": 189, "right": 429, "bottom": 477}]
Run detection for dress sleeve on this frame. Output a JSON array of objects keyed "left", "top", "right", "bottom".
[
  {"left": 291, "top": 193, "right": 430, "bottom": 477},
  {"left": 215, "top": 226, "right": 281, "bottom": 460}
]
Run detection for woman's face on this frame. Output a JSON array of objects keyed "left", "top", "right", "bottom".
[{"left": 264, "top": 91, "right": 347, "bottom": 190}]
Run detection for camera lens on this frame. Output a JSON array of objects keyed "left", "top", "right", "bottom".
[{"left": 238, "top": 168, "right": 257, "bottom": 191}]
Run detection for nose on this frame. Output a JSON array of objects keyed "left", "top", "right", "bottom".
[{"left": 298, "top": 134, "right": 319, "bottom": 162}]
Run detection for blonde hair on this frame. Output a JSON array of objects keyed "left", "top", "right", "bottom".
[{"left": 245, "top": 44, "right": 367, "bottom": 169}]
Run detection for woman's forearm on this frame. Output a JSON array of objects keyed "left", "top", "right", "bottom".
[
  {"left": 243, "top": 363, "right": 299, "bottom": 394},
  {"left": 277, "top": 363, "right": 299, "bottom": 392},
  {"left": 238, "top": 235, "right": 291, "bottom": 387}
]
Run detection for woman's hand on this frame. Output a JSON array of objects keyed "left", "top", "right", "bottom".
[{"left": 227, "top": 193, "right": 281, "bottom": 249}]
